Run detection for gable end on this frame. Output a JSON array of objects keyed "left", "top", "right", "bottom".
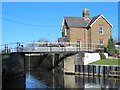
[{"left": 90, "top": 14, "right": 113, "bottom": 28}]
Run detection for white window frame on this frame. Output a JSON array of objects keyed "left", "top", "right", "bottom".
[{"left": 99, "top": 26, "right": 104, "bottom": 35}]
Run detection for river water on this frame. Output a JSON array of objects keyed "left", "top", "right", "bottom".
[{"left": 3, "top": 70, "right": 120, "bottom": 89}]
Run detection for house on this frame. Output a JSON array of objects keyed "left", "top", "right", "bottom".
[{"left": 59, "top": 8, "right": 112, "bottom": 49}]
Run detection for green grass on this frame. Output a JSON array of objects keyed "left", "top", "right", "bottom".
[{"left": 89, "top": 58, "right": 120, "bottom": 66}]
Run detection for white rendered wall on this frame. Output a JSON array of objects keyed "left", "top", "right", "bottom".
[
  {"left": 83, "top": 53, "right": 108, "bottom": 65},
  {"left": 104, "top": 53, "right": 108, "bottom": 59}
]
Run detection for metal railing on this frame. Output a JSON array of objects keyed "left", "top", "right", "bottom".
[{"left": 0, "top": 42, "right": 105, "bottom": 53}]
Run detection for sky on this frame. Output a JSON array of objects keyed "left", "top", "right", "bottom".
[{"left": 2, "top": 2, "right": 118, "bottom": 45}]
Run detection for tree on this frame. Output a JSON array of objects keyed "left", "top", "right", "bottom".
[{"left": 106, "top": 36, "right": 116, "bottom": 55}]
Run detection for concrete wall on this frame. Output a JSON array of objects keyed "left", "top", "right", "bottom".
[
  {"left": 83, "top": 53, "right": 108, "bottom": 65},
  {"left": 64, "top": 56, "right": 75, "bottom": 73},
  {"left": 63, "top": 52, "right": 84, "bottom": 73},
  {"left": 104, "top": 53, "right": 108, "bottom": 58},
  {"left": 83, "top": 53, "right": 100, "bottom": 65}
]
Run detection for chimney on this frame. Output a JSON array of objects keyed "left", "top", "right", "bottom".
[{"left": 82, "top": 8, "right": 89, "bottom": 18}]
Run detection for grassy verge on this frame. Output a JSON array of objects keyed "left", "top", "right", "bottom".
[{"left": 89, "top": 58, "right": 120, "bottom": 66}]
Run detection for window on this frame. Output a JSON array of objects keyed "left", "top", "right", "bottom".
[
  {"left": 99, "top": 26, "right": 104, "bottom": 35},
  {"left": 64, "top": 28, "right": 67, "bottom": 36},
  {"left": 77, "top": 41, "right": 81, "bottom": 47},
  {"left": 100, "top": 40, "right": 104, "bottom": 45}
]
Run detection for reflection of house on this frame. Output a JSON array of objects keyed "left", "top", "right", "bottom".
[{"left": 59, "top": 8, "right": 112, "bottom": 48}]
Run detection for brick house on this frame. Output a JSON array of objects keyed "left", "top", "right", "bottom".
[{"left": 58, "top": 8, "right": 112, "bottom": 49}]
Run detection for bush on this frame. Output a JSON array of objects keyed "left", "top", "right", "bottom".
[
  {"left": 115, "top": 48, "right": 119, "bottom": 54},
  {"left": 106, "top": 36, "right": 116, "bottom": 55},
  {"left": 99, "top": 53, "right": 106, "bottom": 59}
]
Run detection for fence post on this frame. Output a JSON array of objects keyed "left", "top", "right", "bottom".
[
  {"left": 103, "top": 66, "right": 105, "bottom": 77},
  {"left": 88, "top": 65, "right": 89, "bottom": 76},
  {"left": 94, "top": 65, "right": 96, "bottom": 75},
  {"left": 109, "top": 66, "right": 111, "bottom": 72},
  {"left": 115, "top": 66, "right": 117, "bottom": 71},
  {"left": 98, "top": 66, "right": 100, "bottom": 76},
  {"left": 75, "top": 65, "right": 77, "bottom": 72},
  {"left": 93, "top": 65, "right": 95, "bottom": 76},
  {"left": 75, "top": 65, "right": 78, "bottom": 72},
  {"left": 78, "top": 65, "right": 80, "bottom": 72},
  {"left": 82, "top": 65, "right": 84, "bottom": 75}
]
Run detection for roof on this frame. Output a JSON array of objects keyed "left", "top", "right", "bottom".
[
  {"left": 63, "top": 14, "right": 112, "bottom": 28},
  {"left": 64, "top": 16, "right": 90, "bottom": 28},
  {"left": 87, "top": 15, "right": 101, "bottom": 28}
]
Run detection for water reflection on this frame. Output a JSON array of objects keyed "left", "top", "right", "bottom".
[
  {"left": 2, "top": 77, "right": 25, "bottom": 88},
  {"left": 3, "top": 70, "right": 120, "bottom": 89},
  {"left": 26, "top": 70, "right": 120, "bottom": 89},
  {"left": 27, "top": 70, "right": 64, "bottom": 88},
  {"left": 26, "top": 73, "right": 48, "bottom": 88}
]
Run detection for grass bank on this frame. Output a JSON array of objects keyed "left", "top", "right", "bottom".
[{"left": 89, "top": 58, "right": 120, "bottom": 66}]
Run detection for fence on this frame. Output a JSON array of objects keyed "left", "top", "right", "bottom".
[{"left": 75, "top": 65, "right": 120, "bottom": 77}]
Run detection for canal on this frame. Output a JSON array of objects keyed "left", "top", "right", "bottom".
[{"left": 3, "top": 70, "right": 120, "bottom": 89}]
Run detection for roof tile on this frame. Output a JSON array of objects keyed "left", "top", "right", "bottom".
[{"left": 64, "top": 15, "right": 100, "bottom": 28}]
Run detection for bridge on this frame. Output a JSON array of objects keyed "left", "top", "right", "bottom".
[
  {"left": 1, "top": 42, "right": 98, "bottom": 54},
  {"left": 2, "top": 41, "right": 103, "bottom": 78}
]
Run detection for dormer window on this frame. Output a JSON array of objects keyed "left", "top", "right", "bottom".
[{"left": 99, "top": 26, "right": 104, "bottom": 35}]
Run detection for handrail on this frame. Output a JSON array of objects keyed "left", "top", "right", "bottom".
[{"left": 0, "top": 41, "right": 105, "bottom": 53}]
